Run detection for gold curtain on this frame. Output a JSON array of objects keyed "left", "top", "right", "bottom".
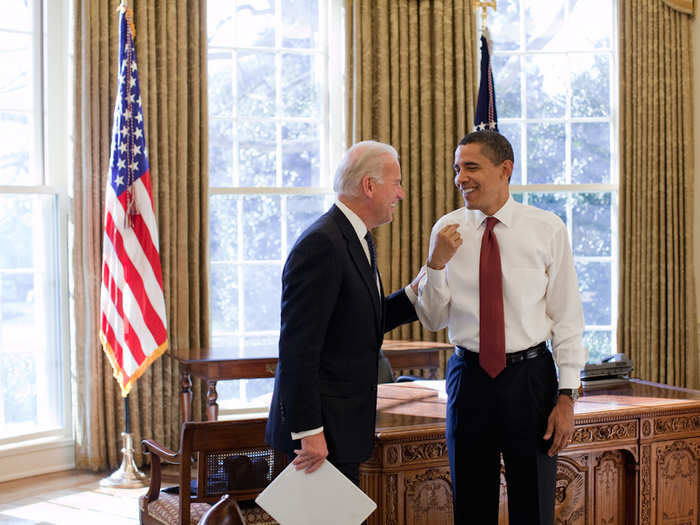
[
  {"left": 618, "top": 0, "right": 698, "bottom": 388},
  {"left": 346, "top": 0, "right": 478, "bottom": 363},
  {"left": 73, "top": 0, "right": 209, "bottom": 470}
]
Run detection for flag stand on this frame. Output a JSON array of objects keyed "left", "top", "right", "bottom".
[{"left": 100, "top": 396, "right": 147, "bottom": 488}]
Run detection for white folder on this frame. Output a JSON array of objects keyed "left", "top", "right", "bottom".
[{"left": 255, "top": 460, "right": 377, "bottom": 525}]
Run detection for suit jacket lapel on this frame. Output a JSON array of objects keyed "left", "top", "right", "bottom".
[{"left": 330, "top": 206, "right": 382, "bottom": 331}]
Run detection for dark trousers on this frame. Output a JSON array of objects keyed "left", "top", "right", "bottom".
[
  {"left": 329, "top": 459, "right": 360, "bottom": 487},
  {"left": 445, "top": 348, "right": 558, "bottom": 525}
]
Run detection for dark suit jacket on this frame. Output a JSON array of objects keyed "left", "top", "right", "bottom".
[{"left": 265, "top": 205, "right": 417, "bottom": 464}]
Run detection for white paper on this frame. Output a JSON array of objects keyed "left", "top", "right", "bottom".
[{"left": 255, "top": 460, "right": 376, "bottom": 525}]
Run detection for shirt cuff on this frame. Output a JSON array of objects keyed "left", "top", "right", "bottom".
[
  {"left": 426, "top": 266, "right": 447, "bottom": 288},
  {"left": 404, "top": 285, "right": 417, "bottom": 304},
  {"left": 558, "top": 366, "right": 582, "bottom": 391},
  {"left": 291, "top": 426, "right": 323, "bottom": 440}
]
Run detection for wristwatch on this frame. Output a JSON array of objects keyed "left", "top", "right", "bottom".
[{"left": 558, "top": 388, "right": 579, "bottom": 402}]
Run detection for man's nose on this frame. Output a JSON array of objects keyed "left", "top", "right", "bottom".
[
  {"left": 397, "top": 186, "right": 405, "bottom": 200},
  {"left": 455, "top": 169, "right": 469, "bottom": 187}
]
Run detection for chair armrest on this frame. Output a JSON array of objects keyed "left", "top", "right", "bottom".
[
  {"left": 142, "top": 439, "right": 180, "bottom": 463},
  {"left": 142, "top": 439, "right": 181, "bottom": 503}
]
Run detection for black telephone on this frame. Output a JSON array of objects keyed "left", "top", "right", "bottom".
[{"left": 581, "top": 353, "right": 634, "bottom": 382}]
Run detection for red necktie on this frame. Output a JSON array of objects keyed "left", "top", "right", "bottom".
[{"left": 479, "top": 217, "right": 506, "bottom": 377}]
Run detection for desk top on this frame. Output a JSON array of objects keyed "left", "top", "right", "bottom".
[
  {"left": 374, "top": 379, "right": 700, "bottom": 436},
  {"left": 174, "top": 339, "right": 453, "bottom": 365}
]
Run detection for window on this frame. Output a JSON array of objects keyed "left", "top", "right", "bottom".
[
  {"left": 207, "top": 0, "right": 344, "bottom": 410},
  {"left": 489, "top": 0, "right": 618, "bottom": 362},
  {"left": 0, "top": 0, "right": 71, "bottom": 444}
]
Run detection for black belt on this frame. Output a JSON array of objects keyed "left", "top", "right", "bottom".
[{"left": 454, "top": 341, "right": 548, "bottom": 366}]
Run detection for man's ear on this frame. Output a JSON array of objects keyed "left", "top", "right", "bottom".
[
  {"left": 501, "top": 160, "right": 514, "bottom": 182},
  {"left": 360, "top": 174, "right": 374, "bottom": 197}
]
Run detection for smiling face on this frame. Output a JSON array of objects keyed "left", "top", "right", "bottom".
[
  {"left": 453, "top": 143, "right": 512, "bottom": 216},
  {"left": 368, "top": 156, "right": 404, "bottom": 227}
]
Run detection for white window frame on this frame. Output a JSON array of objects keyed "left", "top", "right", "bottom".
[
  {"left": 207, "top": 0, "right": 345, "bottom": 415},
  {"left": 0, "top": 0, "right": 74, "bottom": 481},
  {"left": 489, "top": 1, "right": 619, "bottom": 360}
]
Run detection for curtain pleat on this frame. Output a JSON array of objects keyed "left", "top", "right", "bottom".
[
  {"left": 347, "top": 0, "right": 478, "bottom": 376},
  {"left": 618, "top": 0, "right": 697, "bottom": 388},
  {"left": 73, "top": 0, "right": 209, "bottom": 470}
]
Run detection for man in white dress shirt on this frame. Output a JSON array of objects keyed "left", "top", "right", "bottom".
[{"left": 415, "top": 130, "right": 587, "bottom": 524}]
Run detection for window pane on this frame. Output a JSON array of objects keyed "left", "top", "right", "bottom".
[
  {"left": 209, "top": 195, "right": 238, "bottom": 262},
  {"left": 0, "top": 31, "right": 33, "bottom": 111},
  {"left": 282, "top": 0, "right": 318, "bottom": 49},
  {"left": 209, "top": 118, "right": 233, "bottom": 186},
  {"left": 525, "top": 0, "right": 565, "bottom": 51},
  {"left": 571, "top": 54, "right": 610, "bottom": 117},
  {"left": 239, "top": 119, "right": 276, "bottom": 186},
  {"left": 568, "top": 0, "right": 612, "bottom": 49},
  {"left": 242, "top": 264, "right": 281, "bottom": 331},
  {"left": 526, "top": 123, "right": 565, "bottom": 184},
  {"left": 529, "top": 192, "right": 566, "bottom": 225},
  {"left": 490, "top": 0, "right": 520, "bottom": 51},
  {"left": 0, "top": 194, "right": 62, "bottom": 438},
  {"left": 583, "top": 330, "right": 613, "bottom": 363},
  {"left": 242, "top": 195, "right": 281, "bottom": 260},
  {"left": 208, "top": 51, "right": 233, "bottom": 118},
  {"left": 0, "top": 2, "right": 33, "bottom": 32},
  {"left": 281, "top": 53, "right": 320, "bottom": 118},
  {"left": 571, "top": 122, "right": 610, "bottom": 184},
  {"left": 236, "top": 0, "right": 275, "bottom": 48},
  {"left": 286, "top": 194, "right": 329, "bottom": 250},
  {"left": 210, "top": 262, "right": 239, "bottom": 333},
  {"left": 575, "top": 260, "right": 611, "bottom": 326},
  {"left": 0, "top": 111, "right": 35, "bottom": 186},
  {"left": 525, "top": 55, "right": 567, "bottom": 118},
  {"left": 572, "top": 193, "right": 611, "bottom": 257},
  {"left": 498, "top": 122, "right": 522, "bottom": 184},
  {"left": 282, "top": 122, "right": 320, "bottom": 187},
  {"left": 493, "top": 55, "right": 521, "bottom": 119},
  {"left": 237, "top": 51, "right": 275, "bottom": 117},
  {"left": 207, "top": 0, "right": 234, "bottom": 47}
]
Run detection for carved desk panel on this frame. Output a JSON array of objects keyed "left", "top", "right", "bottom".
[{"left": 362, "top": 380, "right": 700, "bottom": 525}]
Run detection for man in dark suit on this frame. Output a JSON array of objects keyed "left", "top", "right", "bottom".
[{"left": 266, "top": 141, "right": 421, "bottom": 486}]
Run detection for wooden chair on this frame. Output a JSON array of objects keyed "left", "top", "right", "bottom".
[
  {"left": 199, "top": 495, "right": 245, "bottom": 525},
  {"left": 139, "top": 418, "right": 286, "bottom": 525}
]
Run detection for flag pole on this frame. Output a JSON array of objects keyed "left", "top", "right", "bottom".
[{"left": 100, "top": 394, "right": 148, "bottom": 488}]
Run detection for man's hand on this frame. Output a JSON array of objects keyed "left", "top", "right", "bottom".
[
  {"left": 427, "top": 224, "right": 462, "bottom": 270},
  {"left": 293, "top": 431, "right": 328, "bottom": 473},
  {"left": 409, "top": 265, "right": 427, "bottom": 294},
  {"left": 543, "top": 394, "right": 575, "bottom": 456}
]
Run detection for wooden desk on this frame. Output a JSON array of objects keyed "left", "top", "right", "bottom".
[
  {"left": 174, "top": 340, "right": 452, "bottom": 422},
  {"left": 362, "top": 380, "right": 700, "bottom": 525}
]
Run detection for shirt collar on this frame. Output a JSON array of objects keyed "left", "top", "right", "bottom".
[
  {"left": 335, "top": 199, "right": 368, "bottom": 242},
  {"left": 467, "top": 194, "right": 515, "bottom": 230}
]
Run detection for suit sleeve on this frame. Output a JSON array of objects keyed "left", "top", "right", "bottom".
[
  {"left": 383, "top": 288, "right": 418, "bottom": 333},
  {"left": 278, "top": 231, "right": 342, "bottom": 434}
]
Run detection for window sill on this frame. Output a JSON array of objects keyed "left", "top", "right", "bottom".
[{"left": 0, "top": 435, "right": 75, "bottom": 483}]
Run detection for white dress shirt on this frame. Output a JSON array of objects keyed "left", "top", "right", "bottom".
[
  {"left": 290, "top": 201, "right": 416, "bottom": 440},
  {"left": 416, "top": 195, "right": 587, "bottom": 389}
]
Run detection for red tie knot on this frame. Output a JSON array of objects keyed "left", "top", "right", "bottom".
[{"left": 485, "top": 216, "right": 499, "bottom": 233}]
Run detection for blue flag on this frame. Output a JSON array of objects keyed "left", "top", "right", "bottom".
[{"left": 474, "top": 30, "right": 498, "bottom": 131}]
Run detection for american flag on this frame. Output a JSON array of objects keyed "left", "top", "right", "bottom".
[
  {"left": 99, "top": 5, "right": 167, "bottom": 397},
  {"left": 474, "top": 28, "right": 498, "bottom": 131}
]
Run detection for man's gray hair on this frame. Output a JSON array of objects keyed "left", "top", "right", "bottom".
[{"left": 333, "top": 140, "right": 399, "bottom": 197}]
